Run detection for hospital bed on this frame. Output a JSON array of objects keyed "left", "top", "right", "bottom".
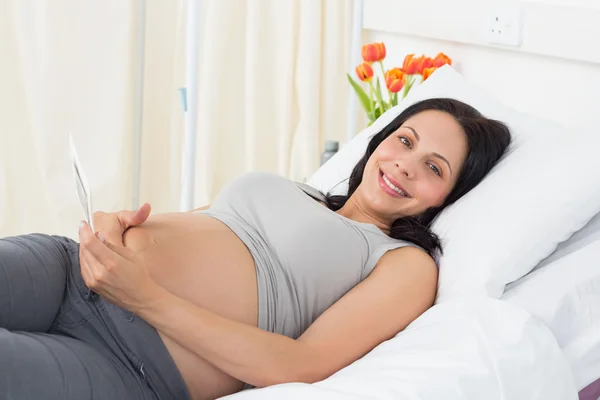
[
  {"left": 222, "top": 220, "right": 600, "bottom": 399},
  {"left": 220, "top": 0, "right": 600, "bottom": 390},
  {"left": 504, "top": 211, "right": 600, "bottom": 400},
  {"left": 221, "top": 62, "right": 600, "bottom": 399}
]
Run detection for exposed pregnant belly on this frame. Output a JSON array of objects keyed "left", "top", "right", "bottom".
[{"left": 122, "top": 212, "right": 258, "bottom": 400}]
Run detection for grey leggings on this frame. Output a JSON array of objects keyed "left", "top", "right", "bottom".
[{"left": 0, "top": 233, "right": 191, "bottom": 400}]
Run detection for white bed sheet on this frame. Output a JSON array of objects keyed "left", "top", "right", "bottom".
[
  {"left": 220, "top": 215, "right": 600, "bottom": 400},
  {"left": 223, "top": 298, "right": 577, "bottom": 400},
  {"left": 502, "top": 212, "right": 600, "bottom": 391}
]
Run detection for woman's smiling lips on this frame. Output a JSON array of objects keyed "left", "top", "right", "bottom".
[{"left": 379, "top": 170, "right": 412, "bottom": 198}]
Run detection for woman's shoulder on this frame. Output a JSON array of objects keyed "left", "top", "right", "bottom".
[{"left": 380, "top": 244, "right": 438, "bottom": 271}]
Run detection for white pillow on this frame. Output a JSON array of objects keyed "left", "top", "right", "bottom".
[
  {"left": 308, "top": 65, "right": 600, "bottom": 301},
  {"left": 502, "top": 236, "right": 600, "bottom": 391}
]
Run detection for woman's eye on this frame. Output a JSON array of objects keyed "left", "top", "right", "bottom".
[
  {"left": 399, "top": 136, "right": 412, "bottom": 148},
  {"left": 428, "top": 164, "right": 441, "bottom": 176}
]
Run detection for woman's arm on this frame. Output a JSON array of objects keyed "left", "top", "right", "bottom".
[
  {"left": 134, "top": 247, "right": 438, "bottom": 388},
  {"left": 77, "top": 224, "right": 437, "bottom": 388}
]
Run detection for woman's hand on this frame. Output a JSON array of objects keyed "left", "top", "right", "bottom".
[
  {"left": 79, "top": 203, "right": 151, "bottom": 292},
  {"left": 92, "top": 202, "right": 152, "bottom": 246},
  {"left": 77, "top": 220, "right": 162, "bottom": 311}
]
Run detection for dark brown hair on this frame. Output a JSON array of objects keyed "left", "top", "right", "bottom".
[{"left": 324, "top": 98, "right": 512, "bottom": 259}]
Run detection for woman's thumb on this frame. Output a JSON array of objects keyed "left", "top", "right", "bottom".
[
  {"left": 122, "top": 203, "right": 152, "bottom": 227},
  {"left": 132, "top": 203, "right": 152, "bottom": 224}
]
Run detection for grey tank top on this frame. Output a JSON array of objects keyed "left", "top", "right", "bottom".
[{"left": 195, "top": 172, "right": 418, "bottom": 339}]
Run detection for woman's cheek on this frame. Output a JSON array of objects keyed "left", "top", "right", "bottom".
[
  {"left": 421, "top": 185, "right": 447, "bottom": 207},
  {"left": 434, "top": 187, "right": 450, "bottom": 205}
]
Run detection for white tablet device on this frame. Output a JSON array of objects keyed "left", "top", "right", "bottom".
[{"left": 69, "top": 133, "right": 95, "bottom": 232}]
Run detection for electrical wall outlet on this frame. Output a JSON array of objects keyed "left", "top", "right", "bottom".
[{"left": 485, "top": 5, "right": 523, "bottom": 47}]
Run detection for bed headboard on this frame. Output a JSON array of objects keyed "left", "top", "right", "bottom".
[{"left": 358, "top": 0, "right": 600, "bottom": 134}]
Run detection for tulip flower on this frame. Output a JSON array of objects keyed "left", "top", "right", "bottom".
[
  {"left": 348, "top": 42, "right": 454, "bottom": 127},
  {"left": 355, "top": 62, "right": 374, "bottom": 82},
  {"left": 432, "top": 52, "right": 452, "bottom": 68},
  {"left": 402, "top": 54, "right": 419, "bottom": 75},
  {"left": 385, "top": 68, "right": 405, "bottom": 93},
  {"left": 416, "top": 56, "right": 434, "bottom": 75},
  {"left": 362, "top": 42, "right": 386, "bottom": 63},
  {"left": 422, "top": 67, "right": 436, "bottom": 81}
]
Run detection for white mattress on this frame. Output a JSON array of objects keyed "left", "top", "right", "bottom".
[
  {"left": 502, "top": 212, "right": 600, "bottom": 391},
  {"left": 224, "top": 298, "right": 576, "bottom": 400},
  {"left": 221, "top": 216, "right": 600, "bottom": 400}
]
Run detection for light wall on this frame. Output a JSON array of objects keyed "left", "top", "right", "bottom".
[{"left": 362, "top": 0, "right": 600, "bottom": 133}]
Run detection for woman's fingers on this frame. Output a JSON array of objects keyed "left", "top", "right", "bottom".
[
  {"left": 78, "top": 219, "right": 156, "bottom": 309},
  {"left": 79, "top": 238, "right": 101, "bottom": 289},
  {"left": 100, "top": 239, "right": 135, "bottom": 259},
  {"left": 79, "top": 224, "right": 120, "bottom": 291},
  {"left": 79, "top": 220, "right": 135, "bottom": 276},
  {"left": 134, "top": 202, "right": 152, "bottom": 224},
  {"left": 89, "top": 203, "right": 152, "bottom": 250},
  {"left": 79, "top": 221, "right": 117, "bottom": 264},
  {"left": 79, "top": 248, "right": 99, "bottom": 286},
  {"left": 92, "top": 211, "right": 125, "bottom": 246},
  {"left": 119, "top": 202, "right": 151, "bottom": 229}
]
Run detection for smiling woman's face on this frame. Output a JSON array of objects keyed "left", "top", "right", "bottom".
[{"left": 359, "top": 110, "right": 469, "bottom": 221}]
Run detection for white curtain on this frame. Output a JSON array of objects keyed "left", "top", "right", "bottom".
[
  {"left": 0, "top": 1, "right": 137, "bottom": 238},
  {"left": 0, "top": 0, "right": 354, "bottom": 237}
]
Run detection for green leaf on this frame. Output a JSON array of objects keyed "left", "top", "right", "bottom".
[
  {"left": 347, "top": 74, "right": 374, "bottom": 117},
  {"left": 367, "top": 109, "right": 375, "bottom": 121},
  {"left": 402, "top": 75, "right": 416, "bottom": 99},
  {"left": 402, "top": 76, "right": 410, "bottom": 99},
  {"left": 368, "top": 85, "right": 376, "bottom": 116},
  {"left": 373, "top": 107, "right": 383, "bottom": 119},
  {"left": 374, "top": 78, "right": 385, "bottom": 115}
]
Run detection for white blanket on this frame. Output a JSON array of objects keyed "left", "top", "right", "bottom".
[{"left": 222, "top": 298, "right": 577, "bottom": 400}]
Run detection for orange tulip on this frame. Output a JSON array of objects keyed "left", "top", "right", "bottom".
[
  {"left": 362, "top": 42, "right": 386, "bottom": 63},
  {"left": 422, "top": 67, "right": 436, "bottom": 81},
  {"left": 385, "top": 68, "right": 405, "bottom": 93},
  {"left": 432, "top": 52, "right": 452, "bottom": 68},
  {"left": 416, "top": 56, "right": 434, "bottom": 74},
  {"left": 402, "top": 54, "right": 418, "bottom": 75},
  {"left": 355, "top": 62, "right": 374, "bottom": 82}
]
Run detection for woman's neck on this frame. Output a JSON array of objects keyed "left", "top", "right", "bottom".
[{"left": 336, "top": 196, "right": 391, "bottom": 234}]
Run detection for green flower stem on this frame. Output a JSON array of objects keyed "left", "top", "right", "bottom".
[
  {"left": 402, "top": 75, "right": 415, "bottom": 99},
  {"left": 347, "top": 73, "right": 376, "bottom": 120},
  {"left": 369, "top": 80, "right": 384, "bottom": 118},
  {"left": 378, "top": 61, "right": 392, "bottom": 109},
  {"left": 368, "top": 84, "right": 375, "bottom": 121},
  {"left": 402, "top": 76, "right": 410, "bottom": 99}
]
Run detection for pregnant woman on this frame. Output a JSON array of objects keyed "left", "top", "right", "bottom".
[{"left": 0, "top": 98, "right": 510, "bottom": 400}]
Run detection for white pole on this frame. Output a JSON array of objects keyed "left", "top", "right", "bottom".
[
  {"left": 180, "top": 0, "right": 202, "bottom": 211},
  {"left": 346, "top": 0, "right": 364, "bottom": 144},
  {"left": 133, "top": 0, "right": 146, "bottom": 210}
]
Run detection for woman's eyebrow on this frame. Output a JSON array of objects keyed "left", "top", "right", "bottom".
[
  {"left": 404, "top": 126, "right": 420, "bottom": 141},
  {"left": 404, "top": 125, "right": 453, "bottom": 175},
  {"left": 433, "top": 152, "right": 453, "bottom": 175}
]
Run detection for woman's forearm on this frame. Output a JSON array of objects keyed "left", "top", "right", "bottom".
[{"left": 135, "top": 286, "right": 324, "bottom": 388}]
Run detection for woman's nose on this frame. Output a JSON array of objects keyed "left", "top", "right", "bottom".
[{"left": 394, "top": 158, "right": 416, "bottom": 179}]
